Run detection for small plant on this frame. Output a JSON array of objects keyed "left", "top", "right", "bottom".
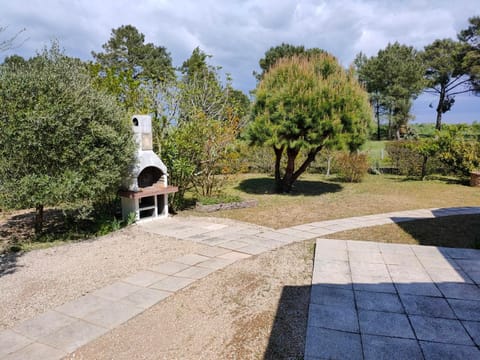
[{"left": 334, "top": 152, "right": 369, "bottom": 182}]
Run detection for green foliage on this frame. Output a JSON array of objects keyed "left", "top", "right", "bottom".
[
  {"left": 422, "top": 39, "right": 472, "bottom": 130},
  {"left": 160, "top": 49, "right": 246, "bottom": 208},
  {"left": 334, "top": 152, "right": 369, "bottom": 182},
  {"left": 385, "top": 141, "right": 437, "bottom": 179},
  {"left": 249, "top": 53, "right": 372, "bottom": 193},
  {"left": 458, "top": 16, "right": 480, "bottom": 93},
  {"left": 91, "top": 25, "right": 174, "bottom": 117},
  {"left": 436, "top": 126, "right": 480, "bottom": 177},
  {"left": 0, "top": 42, "right": 135, "bottom": 233},
  {"left": 355, "top": 43, "right": 425, "bottom": 139},
  {"left": 255, "top": 43, "right": 324, "bottom": 80}
]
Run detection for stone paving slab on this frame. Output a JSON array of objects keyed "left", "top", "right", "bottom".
[{"left": 305, "top": 235, "right": 480, "bottom": 359}]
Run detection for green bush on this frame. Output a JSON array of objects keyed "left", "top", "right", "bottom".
[
  {"left": 334, "top": 152, "right": 369, "bottom": 182},
  {"left": 386, "top": 141, "right": 423, "bottom": 177}
]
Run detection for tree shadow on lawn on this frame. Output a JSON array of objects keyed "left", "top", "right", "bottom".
[
  {"left": 392, "top": 213, "right": 480, "bottom": 250},
  {"left": 237, "top": 177, "right": 343, "bottom": 196}
]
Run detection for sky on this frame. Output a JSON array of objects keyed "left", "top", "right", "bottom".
[{"left": 1, "top": 0, "right": 479, "bottom": 124}]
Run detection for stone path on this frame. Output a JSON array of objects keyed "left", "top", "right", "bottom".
[{"left": 1, "top": 206, "right": 479, "bottom": 359}]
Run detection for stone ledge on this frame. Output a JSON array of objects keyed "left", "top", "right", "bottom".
[{"left": 195, "top": 199, "right": 258, "bottom": 212}]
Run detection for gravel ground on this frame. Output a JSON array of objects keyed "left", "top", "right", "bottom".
[
  {"left": 0, "top": 224, "right": 210, "bottom": 330},
  {"left": 67, "top": 240, "right": 314, "bottom": 359}
]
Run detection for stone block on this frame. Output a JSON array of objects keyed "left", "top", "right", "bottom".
[
  {"left": 358, "top": 310, "right": 414, "bottom": 339},
  {"left": 362, "top": 334, "right": 423, "bottom": 360},
  {"left": 409, "top": 315, "right": 473, "bottom": 345},
  {"left": 304, "top": 327, "right": 362, "bottom": 360},
  {"left": 308, "top": 303, "right": 359, "bottom": 332}
]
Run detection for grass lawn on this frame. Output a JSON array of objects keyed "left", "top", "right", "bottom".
[
  {"left": 329, "top": 214, "right": 480, "bottom": 249},
  {"left": 182, "top": 173, "right": 480, "bottom": 230}
]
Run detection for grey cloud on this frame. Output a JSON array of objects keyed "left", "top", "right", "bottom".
[{"left": 1, "top": 0, "right": 479, "bottom": 106}]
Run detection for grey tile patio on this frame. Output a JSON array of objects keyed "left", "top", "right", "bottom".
[
  {"left": 420, "top": 341, "right": 480, "bottom": 360},
  {"left": 174, "top": 265, "right": 216, "bottom": 279},
  {"left": 310, "top": 285, "right": 355, "bottom": 308},
  {"left": 313, "top": 259, "right": 350, "bottom": 274},
  {"left": 308, "top": 303, "right": 359, "bottom": 332},
  {"left": 149, "top": 275, "right": 196, "bottom": 292},
  {"left": 174, "top": 253, "right": 210, "bottom": 265},
  {"left": 409, "top": 315, "right": 474, "bottom": 345},
  {"left": 462, "top": 320, "right": 480, "bottom": 346},
  {"left": 362, "top": 334, "right": 423, "bottom": 360},
  {"left": 236, "top": 244, "right": 270, "bottom": 255},
  {"left": 91, "top": 281, "right": 143, "bottom": 301},
  {"left": 217, "top": 251, "right": 251, "bottom": 260},
  {"left": 123, "top": 288, "right": 172, "bottom": 309},
  {"left": 312, "top": 271, "right": 353, "bottom": 289},
  {"left": 122, "top": 270, "right": 169, "bottom": 287},
  {"left": 395, "top": 282, "right": 443, "bottom": 297},
  {"left": 148, "top": 261, "right": 191, "bottom": 275},
  {"left": 0, "top": 330, "right": 33, "bottom": 358},
  {"left": 39, "top": 319, "right": 108, "bottom": 353},
  {"left": 218, "top": 240, "right": 250, "bottom": 250},
  {"left": 55, "top": 294, "right": 114, "bottom": 319},
  {"left": 194, "top": 246, "right": 231, "bottom": 258},
  {"left": 355, "top": 290, "right": 404, "bottom": 313},
  {"left": 447, "top": 298, "right": 480, "bottom": 321},
  {"left": 437, "top": 282, "right": 480, "bottom": 301},
  {"left": 400, "top": 294, "right": 456, "bottom": 318},
  {"left": 12, "top": 310, "right": 76, "bottom": 340},
  {"left": 196, "top": 257, "right": 236, "bottom": 270},
  {"left": 2, "top": 342, "right": 66, "bottom": 360},
  {"left": 304, "top": 327, "right": 363, "bottom": 360},
  {"left": 358, "top": 310, "right": 415, "bottom": 339},
  {"left": 81, "top": 300, "right": 144, "bottom": 329}
]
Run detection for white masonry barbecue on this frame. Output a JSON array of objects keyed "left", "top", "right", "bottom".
[{"left": 119, "top": 115, "right": 178, "bottom": 221}]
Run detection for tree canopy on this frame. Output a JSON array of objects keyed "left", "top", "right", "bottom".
[
  {"left": 255, "top": 43, "right": 324, "bottom": 80},
  {"left": 422, "top": 39, "right": 471, "bottom": 130},
  {"left": 458, "top": 16, "right": 480, "bottom": 94},
  {"left": 91, "top": 25, "right": 175, "bottom": 116},
  {"left": 249, "top": 53, "right": 372, "bottom": 193},
  {"left": 0, "top": 43, "right": 135, "bottom": 233},
  {"left": 355, "top": 42, "right": 425, "bottom": 138}
]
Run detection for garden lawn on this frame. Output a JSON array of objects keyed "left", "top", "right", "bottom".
[{"left": 182, "top": 173, "right": 480, "bottom": 229}]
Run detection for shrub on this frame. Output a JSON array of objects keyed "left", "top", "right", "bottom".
[
  {"left": 334, "top": 152, "right": 369, "bottom": 182},
  {"left": 385, "top": 141, "right": 423, "bottom": 177}
]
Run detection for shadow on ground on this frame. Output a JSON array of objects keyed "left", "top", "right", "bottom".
[
  {"left": 266, "top": 238, "right": 480, "bottom": 359},
  {"left": 263, "top": 285, "right": 311, "bottom": 359},
  {"left": 391, "top": 213, "right": 480, "bottom": 249},
  {"left": 237, "top": 177, "right": 343, "bottom": 196}
]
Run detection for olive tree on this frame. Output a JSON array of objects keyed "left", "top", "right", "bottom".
[
  {"left": 249, "top": 53, "right": 372, "bottom": 193},
  {"left": 0, "top": 43, "right": 135, "bottom": 233}
]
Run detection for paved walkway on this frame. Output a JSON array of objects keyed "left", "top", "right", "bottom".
[
  {"left": 1, "top": 207, "right": 479, "bottom": 359},
  {"left": 305, "top": 239, "right": 480, "bottom": 360}
]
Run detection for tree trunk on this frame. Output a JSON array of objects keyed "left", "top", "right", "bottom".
[
  {"left": 421, "top": 155, "right": 428, "bottom": 180},
  {"left": 435, "top": 89, "right": 445, "bottom": 131},
  {"left": 326, "top": 155, "right": 332, "bottom": 176},
  {"left": 34, "top": 204, "right": 44, "bottom": 235},
  {"left": 281, "top": 148, "right": 299, "bottom": 193},
  {"left": 376, "top": 103, "right": 381, "bottom": 141},
  {"left": 273, "top": 146, "right": 284, "bottom": 193},
  {"left": 280, "top": 146, "right": 323, "bottom": 193}
]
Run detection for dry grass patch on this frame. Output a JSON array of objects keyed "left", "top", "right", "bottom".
[
  {"left": 329, "top": 214, "right": 480, "bottom": 249},
  {"left": 182, "top": 173, "right": 480, "bottom": 229}
]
